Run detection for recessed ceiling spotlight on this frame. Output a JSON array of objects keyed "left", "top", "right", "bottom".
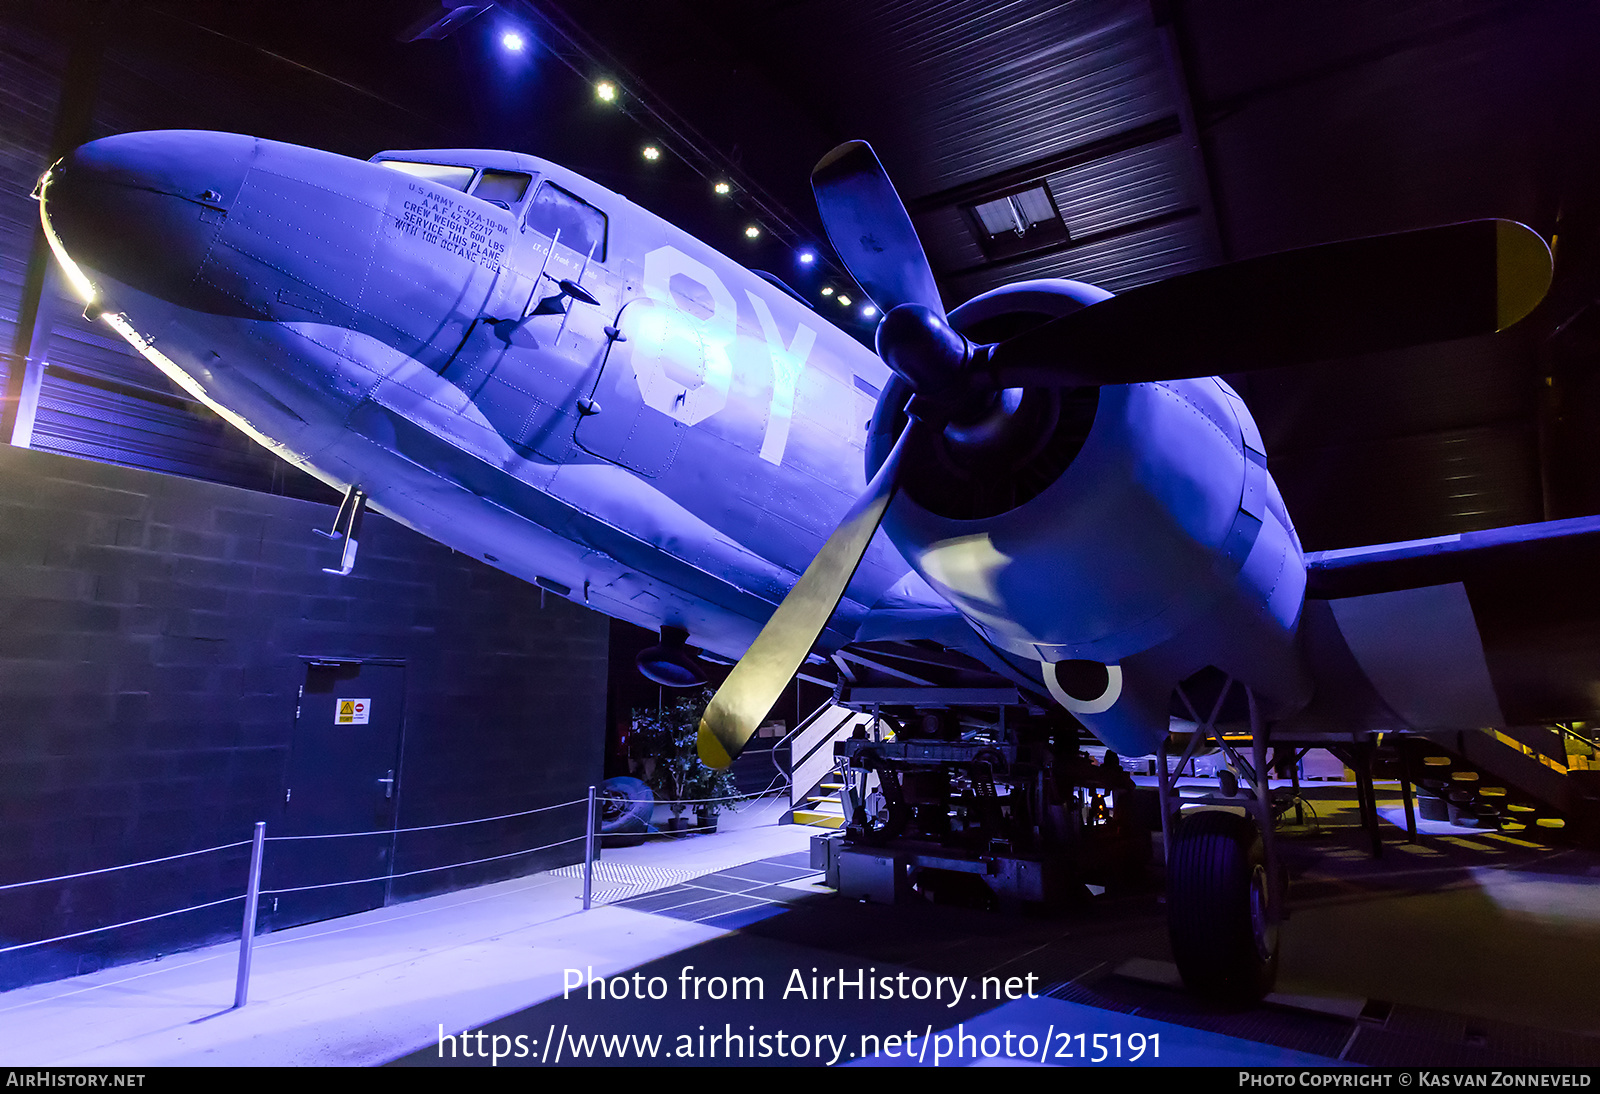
[
  {"left": 501, "top": 30, "right": 526, "bottom": 52},
  {"left": 821, "top": 286, "right": 835, "bottom": 296},
  {"left": 642, "top": 145, "right": 661, "bottom": 161},
  {"left": 744, "top": 225, "right": 761, "bottom": 239},
  {"left": 798, "top": 250, "right": 815, "bottom": 265},
  {"left": 595, "top": 81, "right": 617, "bottom": 102},
  {"left": 862, "top": 304, "right": 877, "bottom": 318},
  {"left": 837, "top": 294, "right": 852, "bottom": 306},
  {"left": 713, "top": 181, "right": 731, "bottom": 195}
]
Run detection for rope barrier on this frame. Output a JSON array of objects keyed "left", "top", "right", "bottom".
[
  {"left": 0, "top": 840, "right": 254, "bottom": 893},
  {"left": 0, "top": 780, "right": 776, "bottom": 964},
  {"left": 264, "top": 796, "right": 589, "bottom": 842},
  {"left": 259, "top": 834, "right": 590, "bottom": 895},
  {"left": 0, "top": 894, "right": 245, "bottom": 955}
]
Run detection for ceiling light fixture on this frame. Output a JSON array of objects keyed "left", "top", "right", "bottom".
[
  {"left": 595, "top": 81, "right": 617, "bottom": 102},
  {"left": 642, "top": 145, "right": 661, "bottom": 161},
  {"left": 744, "top": 225, "right": 761, "bottom": 239},
  {"left": 713, "top": 181, "right": 731, "bottom": 195}
]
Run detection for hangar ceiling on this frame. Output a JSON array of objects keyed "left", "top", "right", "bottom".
[{"left": 6, "top": 0, "right": 1600, "bottom": 551}]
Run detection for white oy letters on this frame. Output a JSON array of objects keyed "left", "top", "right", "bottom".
[
  {"left": 635, "top": 247, "right": 735, "bottom": 426},
  {"left": 636, "top": 246, "right": 815, "bottom": 463}
]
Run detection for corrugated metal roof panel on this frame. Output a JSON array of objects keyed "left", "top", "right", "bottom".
[
  {"left": 1271, "top": 422, "right": 1541, "bottom": 551},
  {"left": 766, "top": 0, "right": 1174, "bottom": 197},
  {"left": 30, "top": 374, "right": 280, "bottom": 490},
  {"left": 1044, "top": 134, "right": 1198, "bottom": 240},
  {"left": 947, "top": 213, "right": 1210, "bottom": 301}
]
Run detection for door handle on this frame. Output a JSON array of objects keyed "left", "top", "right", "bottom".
[{"left": 378, "top": 769, "right": 395, "bottom": 799}]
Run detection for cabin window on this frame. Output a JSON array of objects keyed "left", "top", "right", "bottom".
[
  {"left": 524, "top": 181, "right": 607, "bottom": 262},
  {"left": 376, "top": 160, "right": 475, "bottom": 192},
  {"left": 471, "top": 169, "right": 532, "bottom": 208}
]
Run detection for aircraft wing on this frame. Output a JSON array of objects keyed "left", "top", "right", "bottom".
[{"left": 1289, "top": 515, "right": 1600, "bottom": 736}]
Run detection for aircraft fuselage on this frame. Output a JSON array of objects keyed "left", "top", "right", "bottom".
[{"left": 39, "top": 131, "right": 1312, "bottom": 754}]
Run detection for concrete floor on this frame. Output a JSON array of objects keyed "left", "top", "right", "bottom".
[
  {"left": 0, "top": 796, "right": 810, "bottom": 1066},
  {"left": 3, "top": 784, "right": 1600, "bottom": 1067}
]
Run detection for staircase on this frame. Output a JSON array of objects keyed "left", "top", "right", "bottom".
[
  {"left": 1398, "top": 726, "right": 1600, "bottom": 842},
  {"left": 785, "top": 704, "right": 875, "bottom": 829}
]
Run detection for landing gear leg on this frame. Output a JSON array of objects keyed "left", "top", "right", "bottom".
[{"left": 1166, "top": 682, "right": 1282, "bottom": 1001}]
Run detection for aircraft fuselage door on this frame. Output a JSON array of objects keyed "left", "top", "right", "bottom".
[{"left": 574, "top": 296, "right": 692, "bottom": 476}]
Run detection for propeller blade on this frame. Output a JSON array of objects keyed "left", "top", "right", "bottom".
[
  {"left": 984, "top": 219, "right": 1552, "bottom": 389},
  {"left": 697, "top": 421, "right": 917, "bottom": 769},
  {"left": 812, "top": 141, "right": 944, "bottom": 316}
]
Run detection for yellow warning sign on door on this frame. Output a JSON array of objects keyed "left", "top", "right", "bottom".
[{"left": 336, "top": 698, "right": 371, "bottom": 725}]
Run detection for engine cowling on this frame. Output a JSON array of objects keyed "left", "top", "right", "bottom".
[{"left": 870, "top": 280, "right": 1312, "bottom": 755}]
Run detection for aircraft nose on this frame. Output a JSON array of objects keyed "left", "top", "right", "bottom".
[{"left": 39, "top": 131, "right": 255, "bottom": 308}]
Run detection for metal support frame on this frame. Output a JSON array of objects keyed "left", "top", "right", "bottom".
[
  {"left": 1248, "top": 690, "right": 1281, "bottom": 923},
  {"left": 316, "top": 484, "right": 367, "bottom": 576},
  {"left": 1331, "top": 742, "right": 1384, "bottom": 857},
  {"left": 1160, "top": 676, "right": 1283, "bottom": 896},
  {"left": 1154, "top": 716, "right": 1211, "bottom": 865},
  {"left": 583, "top": 785, "right": 596, "bottom": 910},
  {"left": 1401, "top": 764, "right": 1414, "bottom": 844},
  {"left": 233, "top": 821, "right": 266, "bottom": 1009},
  {"left": 1357, "top": 743, "right": 1382, "bottom": 857}
]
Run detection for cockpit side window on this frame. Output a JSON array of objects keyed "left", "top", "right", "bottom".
[
  {"left": 471, "top": 170, "right": 532, "bottom": 208},
  {"left": 523, "top": 181, "right": 607, "bottom": 263},
  {"left": 376, "top": 160, "right": 475, "bottom": 192}
]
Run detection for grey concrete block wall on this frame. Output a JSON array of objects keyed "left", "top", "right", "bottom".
[{"left": 0, "top": 445, "right": 608, "bottom": 988}]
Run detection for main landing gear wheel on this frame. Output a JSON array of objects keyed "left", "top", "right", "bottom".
[{"left": 1167, "top": 809, "right": 1279, "bottom": 1001}]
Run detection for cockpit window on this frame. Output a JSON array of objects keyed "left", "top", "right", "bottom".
[
  {"left": 377, "top": 160, "right": 475, "bottom": 192},
  {"left": 471, "top": 170, "right": 532, "bottom": 208},
  {"left": 524, "top": 181, "right": 607, "bottom": 262}
]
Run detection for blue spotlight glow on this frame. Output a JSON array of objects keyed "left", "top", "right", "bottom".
[
  {"left": 501, "top": 30, "right": 526, "bottom": 52},
  {"left": 798, "top": 249, "right": 816, "bottom": 265}
]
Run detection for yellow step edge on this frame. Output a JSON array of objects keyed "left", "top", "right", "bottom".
[{"left": 792, "top": 811, "right": 845, "bottom": 828}]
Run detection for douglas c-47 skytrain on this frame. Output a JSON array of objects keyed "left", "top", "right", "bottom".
[{"left": 37, "top": 127, "right": 1589, "bottom": 1000}]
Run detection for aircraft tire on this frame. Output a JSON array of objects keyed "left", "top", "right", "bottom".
[
  {"left": 598, "top": 776, "right": 656, "bottom": 846},
  {"left": 1167, "top": 808, "right": 1278, "bottom": 1001}
]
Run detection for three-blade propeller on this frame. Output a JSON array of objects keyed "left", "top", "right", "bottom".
[{"left": 696, "top": 139, "right": 1553, "bottom": 769}]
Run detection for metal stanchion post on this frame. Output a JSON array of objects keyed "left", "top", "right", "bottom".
[
  {"left": 233, "top": 821, "right": 265, "bottom": 1009},
  {"left": 583, "top": 785, "right": 596, "bottom": 911}
]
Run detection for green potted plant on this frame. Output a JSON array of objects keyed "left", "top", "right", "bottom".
[{"left": 630, "top": 690, "right": 740, "bottom": 835}]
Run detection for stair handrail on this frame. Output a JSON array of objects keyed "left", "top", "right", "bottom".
[{"left": 770, "top": 696, "right": 846, "bottom": 795}]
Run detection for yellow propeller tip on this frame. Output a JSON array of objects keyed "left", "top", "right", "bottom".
[
  {"left": 697, "top": 721, "right": 734, "bottom": 770},
  {"left": 1496, "top": 220, "right": 1553, "bottom": 331}
]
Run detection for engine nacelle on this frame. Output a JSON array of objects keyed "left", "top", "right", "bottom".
[{"left": 872, "top": 281, "right": 1312, "bottom": 755}]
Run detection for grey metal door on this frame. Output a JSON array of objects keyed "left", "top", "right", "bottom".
[{"left": 264, "top": 661, "right": 406, "bottom": 930}]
